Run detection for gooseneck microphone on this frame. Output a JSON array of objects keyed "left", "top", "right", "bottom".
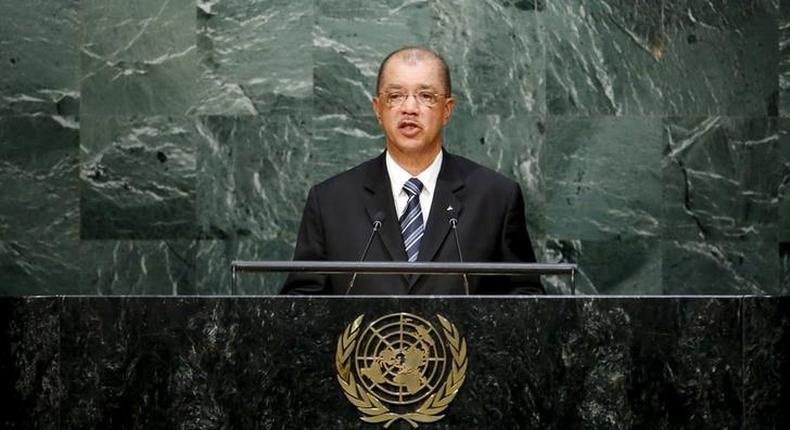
[
  {"left": 447, "top": 208, "right": 470, "bottom": 295},
  {"left": 345, "top": 212, "right": 385, "bottom": 295}
]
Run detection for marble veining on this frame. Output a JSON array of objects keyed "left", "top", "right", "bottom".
[
  {"left": 194, "top": 0, "right": 314, "bottom": 115},
  {"left": 0, "top": 0, "right": 80, "bottom": 115},
  {"left": 663, "top": 117, "right": 784, "bottom": 242},
  {"left": 80, "top": 0, "right": 197, "bottom": 115},
  {"left": 0, "top": 1, "right": 788, "bottom": 296},
  {"left": 543, "top": 116, "right": 663, "bottom": 240},
  {"left": 80, "top": 116, "right": 197, "bottom": 239},
  {"left": 545, "top": 0, "right": 778, "bottom": 115}
]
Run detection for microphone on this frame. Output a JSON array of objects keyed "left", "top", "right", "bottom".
[
  {"left": 345, "top": 212, "right": 385, "bottom": 295},
  {"left": 447, "top": 207, "right": 470, "bottom": 295}
]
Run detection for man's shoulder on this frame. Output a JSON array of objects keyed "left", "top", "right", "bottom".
[
  {"left": 311, "top": 154, "right": 382, "bottom": 193},
  {"left": 444, "top": 152, "right": 519, "bottom": 190}
]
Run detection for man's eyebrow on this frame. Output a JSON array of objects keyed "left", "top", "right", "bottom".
[
  {"left": 382, "top": 83, "right": 439, "bottom": 91},
  {"left": 416, "top": 84, "right": 440, "bottom": 91}
]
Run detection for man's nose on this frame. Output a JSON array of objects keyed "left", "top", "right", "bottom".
[{"left": 399, "top": 94, "right": 420, "bottom": 112}]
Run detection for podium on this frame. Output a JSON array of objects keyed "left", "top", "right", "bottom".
[
  {"left": 2, "top": 295, "right": 788, "bottom": 428},
  {"left": 1, "top": 261, "right": 788, "bottom": 429}
]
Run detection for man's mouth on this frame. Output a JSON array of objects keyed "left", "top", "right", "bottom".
[{"left": 398, "top": 120, "right": 421, "bottom": 136}]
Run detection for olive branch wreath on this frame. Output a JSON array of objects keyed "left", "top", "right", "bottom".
[{"left": 335, "top": 314, "right": 468, "bottom": 429}]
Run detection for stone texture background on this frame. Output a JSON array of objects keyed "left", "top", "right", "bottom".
[{"left": 1, "top": 0, "right": 788, "bottom": 295}]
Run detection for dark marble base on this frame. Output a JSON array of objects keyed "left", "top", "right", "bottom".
[
  {"left": 1, "top": 296, "right": 788, "bottom": 429},
  {"left": 0, "top": 298, "right": 60, "bottom": 430}
]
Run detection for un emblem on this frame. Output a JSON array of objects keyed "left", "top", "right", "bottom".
[{"left": 335, "top": 313, "right": 468, "bottom": 428}]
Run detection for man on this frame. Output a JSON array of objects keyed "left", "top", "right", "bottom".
[{"left": 281, "top": 46, "right": 543, "bottom": 295}]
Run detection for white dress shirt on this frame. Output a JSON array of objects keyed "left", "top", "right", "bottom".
[{"left": 385, "top": 150, "right": 443, "bottom": 225}]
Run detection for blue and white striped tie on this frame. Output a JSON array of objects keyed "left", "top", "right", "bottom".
[{"left": 400, "top": 178, "right": 425, "bottom": 262}]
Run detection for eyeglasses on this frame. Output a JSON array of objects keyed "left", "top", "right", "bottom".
[{"left": 378, "top": 90, "right": 450, "bottom": 108}]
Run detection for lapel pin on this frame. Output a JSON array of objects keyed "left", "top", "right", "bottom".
[{"left": 446, "top": 205, "right": 454, "bottom": 211}]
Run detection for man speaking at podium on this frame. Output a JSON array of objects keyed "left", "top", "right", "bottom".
[{"left": 281, "top": 46, "right": 543, "bottom": 295}]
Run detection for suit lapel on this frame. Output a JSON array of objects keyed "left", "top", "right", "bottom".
[{"left": 410, "top": 152, "right": 465, "bottom": 289}]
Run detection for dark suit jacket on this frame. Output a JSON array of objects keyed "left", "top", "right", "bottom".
[{"left": 280, "top": 150, "right": 544, "bottom": 295}]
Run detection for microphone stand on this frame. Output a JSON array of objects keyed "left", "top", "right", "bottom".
[
  {"left": 345, "top": 218, "right": 383, "bottom": 295},
  {"left": 448, "top": 217, "right": 470, "bottom": 295}
]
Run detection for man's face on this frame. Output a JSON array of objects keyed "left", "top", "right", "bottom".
[{"left": 372, "top": 57, "right": 455, "bottom": 160}]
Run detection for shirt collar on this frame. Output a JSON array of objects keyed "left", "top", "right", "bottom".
[{"left": 385, "top": 150, "right": 443, "bottom": 196}]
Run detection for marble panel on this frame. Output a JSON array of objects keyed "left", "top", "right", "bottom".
[
  {"left": 194, "top": 0, "right": 313, "bottom": 116},
  {"left": 444, "top": 112, "right": 545, "bottom": 237},
  {"left": 314, "top": 3, "right": 433, "bottom": 117},
  {"left": 310, "top": 114, "right": 386, "bottom": 181},
  {"left": 80, "top": 115, "right": 197, "bottom": 239},
  {"left": 0, "top": 115, "right": 80, "bottom": 295},
  {"left": 743, "top": 296, "right": 790, "bottom": 428},
  {"left": 663, "top": 117, "right": 783, "bottom": 241},
  {"left": 543, "top": 116, "right": 663, "bottom": 240},
  {"left": 662, "top": 240, "right": 782, "bottom": 294},
  {"left": 0, "top": 0, "right": 80, "bottom": 115},
  {"left": 58, "top": 297, "right": 372, "bottom": 429},
  {"left": 617, "top": 297, "right": 742, "bottom": 429},
  {"left": 779, "top": 119, "right": 790, "bottom": 241},
  {"left": 195, "top": 114, "right": 312, "bottom": 242},
  {"left": 0, "top": 115, "right": 79, "bottom": 241},
  {"left": 780, "top": 0, "right": 790, "bottom": 115},
  {"left": 414, "top": 297, "right": 740, "bottom": 429},
  {"left": 80, "top": 0, "right": 197, "bottom": 115},
  {"left": 430, "top": 0, "right": 545, "bottom": 116},
  {"left": 0, "top": 297, "right": 60, "bottom": 430},
  {"left": 541, "top": 238, "right": 662, "bottom": 295},
  {"left": 545, "top": 0, "right": 778, "bottom": 116},
  {"left": 60, "top": 297, "right": 208, "bottom": 430},
  {"left": 0, "top": 240, "right": 81, "bottom": 296},
  {"left": 79, "top": 240, "right": 196, "bottom": 295}
]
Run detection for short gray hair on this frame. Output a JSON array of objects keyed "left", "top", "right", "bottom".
[{"left": 375, "top": 46, "right": 452, "bottom": 95}]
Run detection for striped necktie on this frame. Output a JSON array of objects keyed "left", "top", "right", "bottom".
[{"left": 400, "top": 178, "right": 425, "bottom": 262}]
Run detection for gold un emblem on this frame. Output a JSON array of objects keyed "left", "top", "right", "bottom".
[{"left": 335, "top": 313, "right": 468, "bottom": 428}]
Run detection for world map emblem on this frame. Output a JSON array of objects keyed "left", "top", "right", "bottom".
[{"left": 335, "top": 313, "right": 468, "bottom": 428}]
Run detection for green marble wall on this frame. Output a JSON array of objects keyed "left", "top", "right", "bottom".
[{"left": 0, "top": 0, "right": 788, "bottom": 295}]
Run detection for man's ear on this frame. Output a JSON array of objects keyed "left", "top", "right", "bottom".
[
  {"left": 442, "top": 97, "right": 456, "bottom": 125},
  {"left": 372, "top": 97, "right": 382, "bottom": 123}
]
